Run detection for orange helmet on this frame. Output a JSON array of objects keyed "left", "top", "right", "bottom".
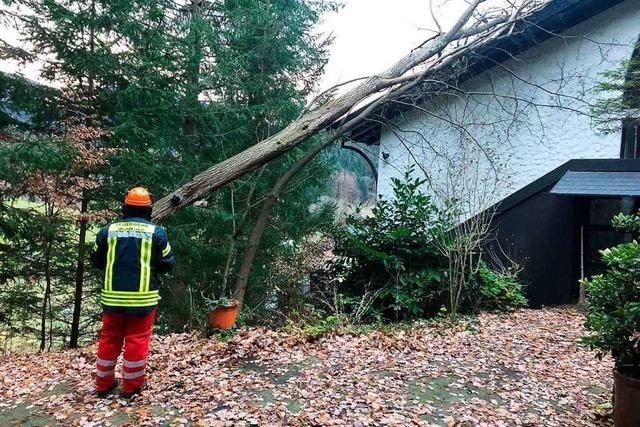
[{"left": 124, "top": 187, "right": 153, "bottom": 207}]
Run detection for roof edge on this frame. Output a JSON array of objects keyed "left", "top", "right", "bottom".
[{"left": 494, "top": 158, "right": 640, "bottom": 215}]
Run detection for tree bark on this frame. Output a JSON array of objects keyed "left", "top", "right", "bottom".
[
  {"left": 232, "top": 136, "right": 336, "bottom": 310},
  {"left": 40, "top": 240, "right": 53, "bottom": 352},
  {"left": 69, "top": 197, "right": 88, "bottom": 348},
  {"left": 220, "top": 168, "right": 265, "bottom": 297},
  {"left": 151, "top": 0, "right": 526, "bottom": 221}
]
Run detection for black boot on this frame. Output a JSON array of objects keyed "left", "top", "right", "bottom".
[
  {"left": 120, "top": 381, "right": 147, "bottom": 399},
  {"left": 96, "top": 380, "right": 119, "bottom": 398}
]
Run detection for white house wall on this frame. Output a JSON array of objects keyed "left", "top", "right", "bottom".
[{"left": 377, "top": 0, "right": 640, "bottom": 214}]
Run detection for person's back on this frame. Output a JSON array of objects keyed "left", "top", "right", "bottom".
[{"left": 90, "top": 187, "right": 175, "bottom": 398}]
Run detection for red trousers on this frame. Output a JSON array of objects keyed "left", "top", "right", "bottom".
[{"left": 95, "top": 309, "right": 156, "bottom": 393}]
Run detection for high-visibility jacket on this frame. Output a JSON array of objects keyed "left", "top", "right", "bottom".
[{"left": 90, "top": 217, "right": 175, "bottom": 314}]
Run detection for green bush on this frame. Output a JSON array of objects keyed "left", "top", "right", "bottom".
[
  {"left": 316, "top": 168, "right": 452, "bottom": 322},
  {"left": 300, "top": 315, "right": 341, "bottom": 341},
  {"left": 284, "top": 304, "right": 342, "bottom": 341},
  {"left": 582, "top": 219, "right": 640, "bottom": 376},
  {"left": 473, "top": 261, "right": 527, "bottom": 311},
  {"left": 312, "top": 168, "right": 528, "bottom": 323}
]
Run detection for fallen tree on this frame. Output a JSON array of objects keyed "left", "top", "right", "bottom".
[{"left": 151, "top": 0, "right": 548, "bottom": 222}]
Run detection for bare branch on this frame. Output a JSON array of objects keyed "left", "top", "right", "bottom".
[{"left": 151, "top": 0, "right": 553, "bottom": 221}]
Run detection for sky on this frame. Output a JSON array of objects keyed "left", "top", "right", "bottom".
[
  {"left": 318, "top": 0, "right": 456, "bottom": 90},
  {"left": 0, "top": 0, "right": 463, "bottom": 90}
]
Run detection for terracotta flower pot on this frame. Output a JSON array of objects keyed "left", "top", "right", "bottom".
[
  {"left": 614, "top": 368, "right": 640, "bottom": 427},
  {"left": 209, "top": 303, "right": 239, "bottom": 329}
]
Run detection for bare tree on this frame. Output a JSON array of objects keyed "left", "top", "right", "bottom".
[{"left": 431, "top": 154, "right": 498, "bottom": 317}]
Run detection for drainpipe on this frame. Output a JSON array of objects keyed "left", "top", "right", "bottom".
[{"left": 579, "top": 224, "right": 586, "bottom": 305}]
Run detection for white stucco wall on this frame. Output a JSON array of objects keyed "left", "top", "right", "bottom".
[{"left": 377, "top": 0, "right": 640, "bottom": 213}]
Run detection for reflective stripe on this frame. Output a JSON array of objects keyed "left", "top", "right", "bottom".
[
  {"left": 102, "top": 295, "right": 158, "bottom": 303},
  {"left": 104, "top": 236, "right": 117, "bottom": 291},
  {"left": 123, "top": 359, "right": 146, "bottom": 368},
  {"left": 162, "top": 242, "right": 171, "bottom": 257},
  {"left": 96, "top": 357, "right": 117, "bottom": 367},
  {"left": 110, "top": 222, "right": 156, "bottom": 233},
  {"left": 101, "top": 296, "right": 158, "bottom": 304},
  {"left": 101, "top": 297, "right": 159, "bottom": 307},
  {"left": 139, "top": 239, "right": 152, "bottom": 293},
  {"left": 102, "top": 290, "right": 158, "bottom": 299},
  {"left": 110, "top": 230, "right": 153, "bottom": 239},
  {"left": 123, "top": 369, "right": 146, "bottom": 379},
  {"left": 96, "top": 368, "right": 115, "bottom": 377},
  {"left": 101, "top": 288, "right": 160, "bottom": 306}
]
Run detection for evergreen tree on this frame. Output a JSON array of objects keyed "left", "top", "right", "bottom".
[
  {"left": 2, "top": 0, "right": 339, "bottom": 341},
  {"left": 15, "top": 0, "right": 127, "bottom": 346},
  {"left": 0, "top": 134, "right": 108, "bottom": 350}
]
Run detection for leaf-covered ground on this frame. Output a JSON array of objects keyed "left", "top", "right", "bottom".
[{"left": 0, "top": 308, "right": 613, "bottom": 426}]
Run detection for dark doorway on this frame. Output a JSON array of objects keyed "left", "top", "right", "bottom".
[{"left": 581, "top": 197, "right": 636, "bottom": 280}]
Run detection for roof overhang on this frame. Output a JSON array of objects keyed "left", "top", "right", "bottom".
[
  {"left": 494, "top": 159, "right": 640, "bottom": 215},
  {"left": 551, "top": 171, "right": 640, "bottom": 197}
]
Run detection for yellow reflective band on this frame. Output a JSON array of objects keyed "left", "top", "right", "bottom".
[
  {"left": 102, "top": 290, "right": 159, "bottom": 298},
  {"left": 102, "top": 294, "right": 158, "bottom": 303},
  {"left": 102, "top": 297, "right": 158, "bottom": 303},
  {"left": 162, "top": 242, "right": 171, "bottom": 257},
  {"left": 139, "top": 239, "right": 152, "bottom": 293},
  {"left": 101, "top": 298, "right": 159, "bottom": 307},
  {"left": 101, "top": 296, "right": 158, "bottom": 303},
  {"left": 145, "top": 239, "right": 152, "bottom": 292},
  {"left": 101, "top": 288, "right": 160, "bottom": 307},
  {"left": 104, "top": 236, "right": 117, "bottom": 291},
  {"left": 110, "top": 222, "right": 156, "bottom": 233}
]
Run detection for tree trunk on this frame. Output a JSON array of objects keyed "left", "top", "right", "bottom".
[
  {"left": 220, "top": 168, "right": 265, "bottom": 297},
  {"left": 69, "top": 0, "right": 95, "bottom": 348},
  {"left": 152, "top": 77, "right": 398, "bottom": 221},
  {"left": 39, "top": 280, "right": 50, "bottom": 352},
  {"left": 151, "top": 0, "right": 510, "bottom": 221},
  {"left": 69, "top": 197, "right": 88, "bottom": 348},
  {"left": 232, "top": 136, "right": 336, "bottom": 310},
  {"left": 40, "top": 241, "right": 53, "bottom": 352}
]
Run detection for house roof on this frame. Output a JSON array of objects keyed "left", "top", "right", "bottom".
[
  {"left": 494, "top": 159, "right": 640, "bottom": 214},
  {"left": 345, "top": 0, "right": 629, "bottom": 145},
  {"left": 551, "top": 171, "right": 640, "bottom": 196}
]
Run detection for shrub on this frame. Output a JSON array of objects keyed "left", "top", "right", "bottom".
[
  {"left": 313, "top": 168, "right": 525, "bottom": 323},
  {"left": 315, "top": 168, "right": 452, "bottom": 322},
  {"left": 284, "top": 304, "right": 342, "bottom": 341},
  {"left": 582, "top": 222, "right": 640, "bottom": 377},
  {"left": 299, "top": 315, "right": 341, "bottom": 341},
  {"left": 473, "top": 261, "right": 527, "bottom": 311}
]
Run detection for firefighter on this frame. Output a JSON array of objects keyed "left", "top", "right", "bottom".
[{"left": 90, "top": 187, "right": 175, "bottom": 398}]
